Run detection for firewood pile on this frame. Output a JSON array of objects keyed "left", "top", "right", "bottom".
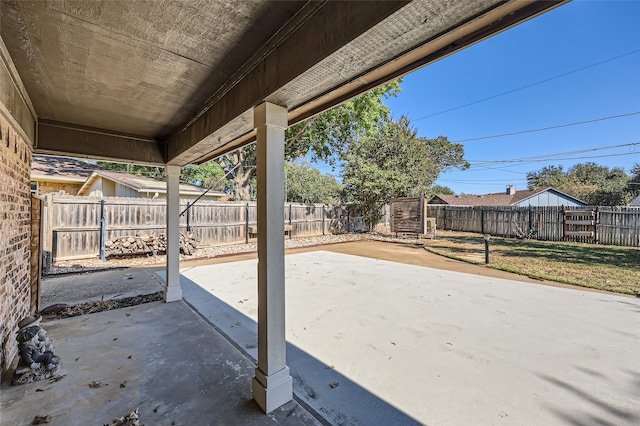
[{"left": 105, "top": 232, "right": 197, "bottom": 256}]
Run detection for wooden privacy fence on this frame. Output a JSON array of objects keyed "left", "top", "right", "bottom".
[
  {"left": 42, "top": 196, "right": 366, "bottom": 261},
  {"left": 426, "top": 205, "right": 640, "bottom": 247}
]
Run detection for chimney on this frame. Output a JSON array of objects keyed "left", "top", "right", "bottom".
[{"left": 506, "top": 185, "right": 516, "bottom": 195}]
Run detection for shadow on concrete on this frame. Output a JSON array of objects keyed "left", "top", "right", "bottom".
[
  {"left": 537, "top": 373, "right": 638, "bottom": 425},
  {"left": 178, "top": 274, "right": 421, "bottom": 426},
  {"left": 0, "top": 301, "right": 321, "bottom": 426}
]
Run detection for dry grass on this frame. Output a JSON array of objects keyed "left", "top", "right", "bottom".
[{"left": 424, "top": 231, "right": 640, "bottom": 295}]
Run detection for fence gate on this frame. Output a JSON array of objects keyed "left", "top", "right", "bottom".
[
  {"left": 390, "top": 197, "right": 429, "bottom": 237},
  {"left": 564, "top": 208, "right": 596, "bottom": 243}
]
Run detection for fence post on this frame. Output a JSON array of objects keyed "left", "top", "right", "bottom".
[
  {"left": 245, "top": 203, "right": 249, "bottom": 244},
  {"left": 594, "top": 206, "right": 599, "bottom": 244},
  {"left": 481, "top": 206, "right": 485, "bottom": 235},
  {"left": 322, "top": 205, "right": 326, "bottom": 235},
  {"left": 186, "top": 201, "right": 191, "bottom": 232},
  {"left": 99, "top": 199, "right": 107, "bottom": 262},
  {"left": 419, "top": 195, "right": 425, "bottom": 235},
  {"left": 42, "top": 194, "right": 53, "bottom": 271},
  {"left": 289, "top": 203, "right": 293, "bottom": 240},
  {"left": 443, "top": 206, "right": 448, "bottom": 231}
]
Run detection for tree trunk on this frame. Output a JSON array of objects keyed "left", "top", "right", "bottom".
[{"left": 233, "top": 166, "right": 253, "bottom": 200}]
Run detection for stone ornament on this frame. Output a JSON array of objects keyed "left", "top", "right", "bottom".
[{"left": 12, "top": 315, "right": 62, "bottom": 385}]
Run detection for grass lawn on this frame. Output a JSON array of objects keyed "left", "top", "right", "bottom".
[{"left": 423, "top": 231, "right": 640, "bottom": 295}]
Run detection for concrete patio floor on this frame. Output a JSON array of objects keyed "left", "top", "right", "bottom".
[
  {"left": 0, "top": 301, "right": 321, "bottom": 426},
  {"left": 174, "top": 250, "right": 640, "bottom": 425},
  {"left": 2, "top": 242, "right": 639, "bottom": 425}
]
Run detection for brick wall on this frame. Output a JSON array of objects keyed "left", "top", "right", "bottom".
[{"left": 0, "top": 113, "right": 32, "bottom": 373}]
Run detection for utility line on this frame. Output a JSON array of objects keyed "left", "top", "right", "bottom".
[
  {"left": 466, "top": 142, "right": 639, "bottom": 164},
  {"left": 451, "top": 112, "right": 640, "bottom": 143},
  {"left": 180, "top": 162, "right": 242, "bottom": 217},
  {"left": 413, "top": 49, "right": 640, "bottom": 121}
]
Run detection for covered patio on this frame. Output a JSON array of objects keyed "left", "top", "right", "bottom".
[
  {"left": 2, "top": 242, "right": 638, "bottom": 424},
  {"left": 0, "top": 0, "right": 568, "bottom": 415}
]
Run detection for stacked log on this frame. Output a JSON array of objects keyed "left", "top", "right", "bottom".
[{"left": 105, "top": 232, "right": 197, "bottom": 257}]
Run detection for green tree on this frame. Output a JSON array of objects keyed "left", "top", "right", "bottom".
[
  {"left": 181, "top": 161, "right": 226, "bottom": 191},
  {"left": 342, "top": 116, "right": 468, "bottom": 229},
  {"left": 285, "top": 81, "right": 402, "bottom": 163},
  {"left": 219, "top": 81, "right": 402, "bottom": 200},
  {"left": 526, "top": 165, "right": 567, "bottom": 189},
  {"left": 430, "top": 185, "right": 454, "bottom": 196},
  {"left": 527, "top": 162, "right": 633, "bottom": 205},
  {"left": 97, "top": 160, "right": 227, "bottom": 192},
  {"left": 285, "top": 162, "right": 342, "bottom": 203},
  {"left": 96, "top": 161, "right": 165, "bottom": 178},
  {"left": 627, "top": 163, "right": 640, "bottom": 199},
  {"left": 215, "top": 146, "right": 257, "bottom": 200}
]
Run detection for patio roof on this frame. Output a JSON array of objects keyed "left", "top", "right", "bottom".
[
  {"left": 1, "top": 0, "right": 570, "bottom": 415},
  {"left": 1, "top": 0, "right": 567, "bottom": 166}
]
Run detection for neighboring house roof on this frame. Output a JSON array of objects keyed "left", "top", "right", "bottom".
[
  {"left": 78, "top": 170, "right": 225, "bottom": 198},
  {"left": 31, "top": 154, "right": 103, "bottom": 183},
  {"left": 429, "top": 187, "right": 586, "bottom": 206},
  {"left": 630, "top": 195, "right": 640, "bottom": 207}
]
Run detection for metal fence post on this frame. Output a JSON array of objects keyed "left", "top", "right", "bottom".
[
  {"left": 322, "top": 205, "right": 326, "bottom": 235},
  {"left": 186, "top": 201, "right": 191, "bottom": 232},
  {"left": 245, "top": 203, "right": 249, "bottom": 244},
  {"left": 289, "top": 203, "right": 293, "bottom": 240},
  {"left": 99, "top": 199, "right": 107, "bottom": 262}
]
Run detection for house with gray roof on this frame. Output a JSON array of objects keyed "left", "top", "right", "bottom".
[
  {"left": 429, "top": 185, "right": 586, "bottom": 207},
  {"left": 31, "top": 154, "right": 103, "bottom": 195}
]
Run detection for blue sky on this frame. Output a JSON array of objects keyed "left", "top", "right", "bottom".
[{"left": 382, "top": 0, "right": 640, "bottom": 195}]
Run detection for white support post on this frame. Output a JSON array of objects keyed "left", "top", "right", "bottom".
[
  {"left": 164, "top": 165, "right": 182, "bottom": 302},
  {"left": 252, "top": 102, "right": 292, "bottom": 413}
]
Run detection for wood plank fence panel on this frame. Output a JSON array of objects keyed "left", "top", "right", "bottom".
[
  {"left": 598, "top": 207, "right": 640, "bottom": 246},
  {"left": 44, "top": 196, "right": 356, "bottom": 260},
  {"left": 425, "top": 204, "right": 639, "bottom": 247},
  {"left": 188, "top": 201, "right": 247, "bottom": 246}
]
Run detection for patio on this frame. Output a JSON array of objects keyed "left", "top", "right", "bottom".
[
  {"left": 3, "top": 244, "right": 638, "bottom": 425},
  {"left": 177, "top": 249, "right": 640, "bottom": 425}
]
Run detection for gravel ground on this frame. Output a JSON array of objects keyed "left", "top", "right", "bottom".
[{"left": 49, "top": 233, "right": 421, "bottom": 275}]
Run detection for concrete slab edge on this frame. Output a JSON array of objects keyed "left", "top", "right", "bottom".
[{"left": 181, "top": 298, "right": 331, "bottom": 425}]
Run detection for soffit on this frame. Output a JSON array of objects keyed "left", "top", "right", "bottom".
[{"left": 0, "top": 0, "right": 568, "bottom": 165}]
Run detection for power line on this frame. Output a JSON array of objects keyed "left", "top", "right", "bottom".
[
  {"left": 451, "top": 112, "right": 640, "bottom": 143},
  {"left": 413, "top": 49, "right": 640, "bottom": 121},
  {"left": 466, "top": 142, "right": 639, "bottom": 164}
]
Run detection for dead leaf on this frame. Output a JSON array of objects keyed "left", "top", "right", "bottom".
[
  {"left": 32, "top": 415, "right": 51, "bottom": 424},
  {"left": 329, "top": 381, "right": 339, "bottom": 388},
  {"left": 89, "top": 381, "right": 103, "bottom": 388},
  {"left": 48, "top": 374, "right": 66, "bottom": 383}
]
